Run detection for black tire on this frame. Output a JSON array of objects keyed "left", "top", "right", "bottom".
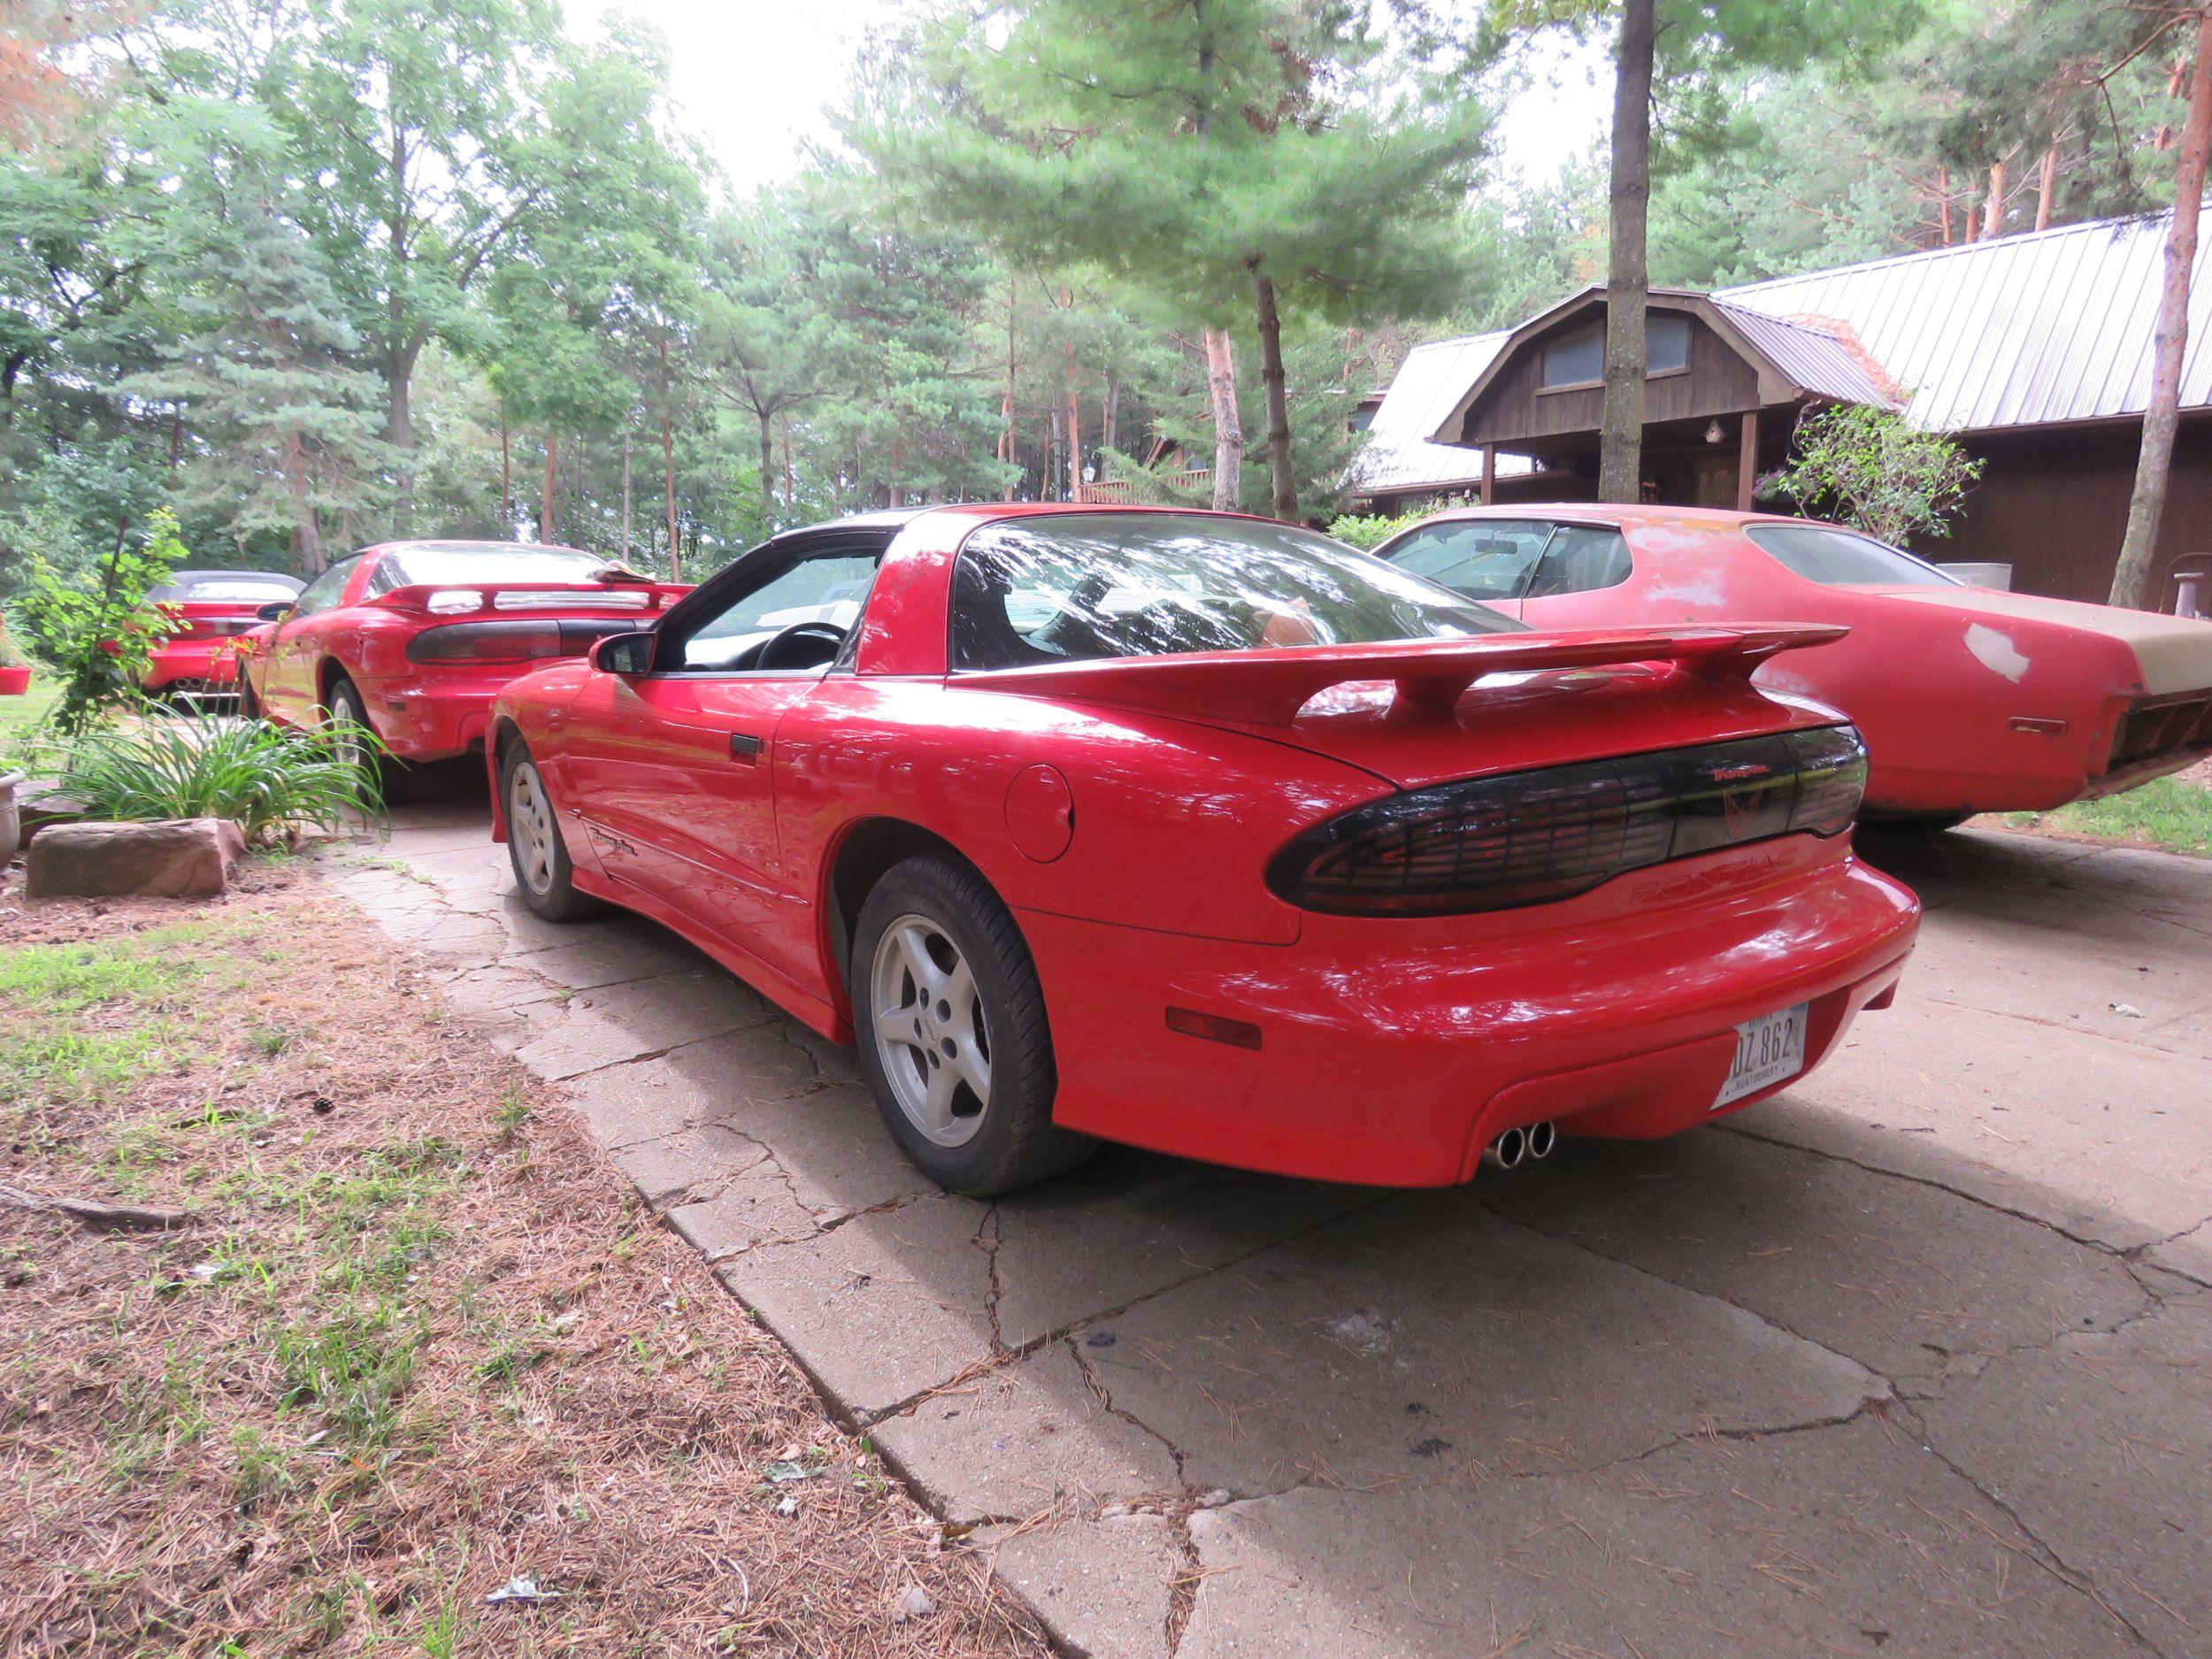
[
  {"left": 324, "top": 673, "right": 410, "bottom": 804},
  {"left": 498, "top": 738, "right": 603, "bottom": 922},
  {"left": 237, "top": 657, "right": 263, "bottom": 719},
  {"left": 852, "top": 853, "right": 1095, "bottom": 1195}
]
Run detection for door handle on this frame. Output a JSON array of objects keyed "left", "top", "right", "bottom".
[{"left": 728, "top": 732, "right": 764, "bottom": 764}]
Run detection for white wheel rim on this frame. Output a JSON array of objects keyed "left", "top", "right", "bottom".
[
  {"left": 329, "top": 688, "right": 371, "bottom": 772},
  {"left": 869, "top": 913, "right": 991, "bottom": 1148},
  {"left": 509, "top": 762, "right": 558, "bottom": 895}
]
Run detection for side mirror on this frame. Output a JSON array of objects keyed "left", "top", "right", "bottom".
[
  {"left": 255, "top": 601, "right": 295, "bottom": 622},
  {"left": 591, "top": 630, "right": 654, "bottom": 675}
]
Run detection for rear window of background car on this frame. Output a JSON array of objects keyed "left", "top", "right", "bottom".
[
  {"left": 951, "top": 513, "right": 1519, "bottom": 672},
  {"left": 381, "top": 545, "right": 612, "bottom": 587},
  {"left": 1747, "top": 525, "right": 1961, "bottom": 588}
]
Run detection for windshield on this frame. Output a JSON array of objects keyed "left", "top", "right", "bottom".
[
  {"left": 382, "top": 543, "right": 613, "bottom": 587},
  {"left": 1747, "top": 524, "right": 1961, "bottom": 588},
  {"left": 952, "top": 514, "right": 1518, "bottom": 672}
]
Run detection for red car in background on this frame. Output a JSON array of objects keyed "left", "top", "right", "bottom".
[
  {"left": 1372, "top": 504, "right": 2212, "bottom": 823},
  {"left": 143, "top": 569, "right": 303, "bottom": 700},
  {"left": 241, "top": 539, "right": 689, "bottom": 764},
  {"left": 488, "top": 505, "right": 1918, "bottom": 1196}
]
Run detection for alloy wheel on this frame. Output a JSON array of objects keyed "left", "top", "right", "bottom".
[
  {"left": 869, "top": 913, "right": 992, "bottom": 1148},
  {"left": 508, "top": 761, "right": 558, "bottom": 896}
]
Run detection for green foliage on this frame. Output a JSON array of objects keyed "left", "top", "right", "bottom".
[
  {"left": 1327, "top": 511, "right": 1428, "bottom": 550},
  {"left": 50, "top": 713, "right": 387, "bottom": 842},
  {"left": 14, "top": 509, "right": 188, "bottom": 737},
  {"left": 2002, "top": 777, "right": 2212, "bottom": 860},
  {"left": 1755, "top": 404, "right": 1985, "bottom": 546}
]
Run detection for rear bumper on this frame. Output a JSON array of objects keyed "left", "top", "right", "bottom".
[
  {"left": 1021, "top": 837, "right": 1920, "bottom": 1187},
  {"left": 142, "top": 641, "right": 242, "bottom": 692},
  {"left": 353, "top": 672, "right": 502, "bottom": 761}
]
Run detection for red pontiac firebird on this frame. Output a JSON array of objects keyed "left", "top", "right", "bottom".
[
  {"left": 1372, "top": 504, "right": 2212, "bottom": 824},
  {"left": 241, "top": 539, "right": 689, "bottom": 764},
  {"left": 143, "top": 569, "right": 304, "bottom": 699},
  {"left": 488, "top": 505, "right": 1920, "bottom": 1195}
]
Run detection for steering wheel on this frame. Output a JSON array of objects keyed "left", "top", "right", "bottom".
[{"left": 756, "top": 619, "right": 849, "bottom": 671}]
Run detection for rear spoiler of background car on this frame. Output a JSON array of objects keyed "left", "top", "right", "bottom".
[
  {"left": 367, "top": 581, "right": 692, "bottom": 617},
  {"left": 963, "top": 625, "right": 1848, "bottom": 726}
]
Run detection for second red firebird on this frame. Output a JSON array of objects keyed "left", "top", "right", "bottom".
[{"left": 489, "top": 505, "right": 1919, "bottom": 1195}]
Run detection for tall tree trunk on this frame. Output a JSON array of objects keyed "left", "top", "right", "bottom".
[
  {"left": 1002, "top": 286, "right": 1018, "bottom": 501},
  {"left": 1064, "top": 338, "right": 1081, "bottom": 499},
  {"left": 385, "top": 333, "right": 425, "bottom": 534},
  {"left": 1937, "top": 165, "right": 1954, "bottom": 245},
  {"left": 1045, "top": 410, "right": 1059, "bottom": 501},
  {"left": 620, "top": 428, "right": 633, "bottom": 564},
  {"left": 758, "top": 411, "right": 776, "bottom": 534},
  {"left": 499, "top": 414, "right": 511, "bottom": 533},
  {"left": 1251, "top": 272, "right": 1297, "bottom": 522},
  {"left": 1599, "top": 0, "right": 1655, "bottom": 503},
  {"left": 2111, "top": 13, "right": 2212, "bottom": 609},
  {"left": 2035, "top": 145, "right": 2058, "bottom": 231},
  {"left": 781, "top": 413, "right": 794, "bottom": 510},
  {"left": 1982, "top": 160, "right": 2007, "bottom": 240},
  {"left": 540, "top": 428, "right": 557, "bottom": 544},
  {"left": 1204, "top": 327, "right": 1242, "bottom": 512},
  {"left": 663, "top": 407, "right": 680, "bottom": 581},
  {"left": 1102, "top": 372, "right": 1120, "bottom": 455}
]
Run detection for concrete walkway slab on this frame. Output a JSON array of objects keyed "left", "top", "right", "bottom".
[{"left": 326, "top": 795, "right": 2212, "bottom": 1659}]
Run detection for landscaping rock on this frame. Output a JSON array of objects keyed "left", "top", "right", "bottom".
[{"left": 26, "top": 818, "right": 247, "bottom": 899}]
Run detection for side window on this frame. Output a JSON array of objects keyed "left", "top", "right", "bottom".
[
  {"left": 292, "top": 556, "right": 360, "bottom": 618},
  {"left": 676, "top": 550, "right": 880, "bottom": 672},
  {"left": 1525, "top": 526, "right": 1632, "bottom": 597},
  {"left": 1384, "top": 520, "right": 1555, "bottom": 602}
]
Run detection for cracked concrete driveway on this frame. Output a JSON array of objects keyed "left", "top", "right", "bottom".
[{"left": 328, "top": 787, "right": 2210, "bottom": 1659}]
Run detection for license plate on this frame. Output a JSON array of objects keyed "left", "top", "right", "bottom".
[{"left": 1713, "top": 1002, "right": 1808, "bottom": 1110}]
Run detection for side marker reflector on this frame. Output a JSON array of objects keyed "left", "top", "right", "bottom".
[{"left": 1165, "top": 1007, "right": 1262, "bottom": 1050}]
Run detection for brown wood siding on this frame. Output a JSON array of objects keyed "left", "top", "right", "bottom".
[
  {"left": 1459, "top": 313, "right": 1762, "bottom": 449},
  {"left": 1929, "top": 415, "right": 2212, "bottom": 604}
]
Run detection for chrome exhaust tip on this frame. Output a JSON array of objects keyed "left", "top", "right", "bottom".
[
  {"left": 1482, "top": 1125, "right": 1527, "bottom": 1171},
  {"left": 1525, "top": 1120, "right": 1558, "bottom": 1162}
]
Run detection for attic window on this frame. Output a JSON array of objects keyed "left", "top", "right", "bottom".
[{"left": 1539, "top": 315, "right": 1692, "bottom": 388}]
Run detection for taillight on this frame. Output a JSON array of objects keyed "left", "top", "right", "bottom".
[
  {"left": 405, "top": 620, "right": 565, "bottom": 664},
  {"left": 1267, "top": 726, "right": 1866, "bottom": 917}
]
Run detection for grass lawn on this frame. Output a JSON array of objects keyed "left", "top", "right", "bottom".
[
  {"left": 1989, "top": 770, "right": 2212, "bottom": 858},
  {"left": 0, "top": 674, "right": 61, "bottom": 765},
  {"left": 0, "top": 861, "right": 1045, "bottom": 1658}
]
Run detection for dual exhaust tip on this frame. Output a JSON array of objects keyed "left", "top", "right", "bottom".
[{"left": 1481, "top": 1119, "right": 1558, "bottom": 1172}]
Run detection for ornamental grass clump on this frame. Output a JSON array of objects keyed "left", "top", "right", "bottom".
[{"left": 55, "top": 715, "right": 385, "bottom": 844}]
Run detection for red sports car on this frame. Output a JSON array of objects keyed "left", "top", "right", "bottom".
[
  {"left": 1372, "top": 504, "right": 2212, "bottom": 823},
  {"left": 143, "top": 569, "right": 303, "bottom": 699},
  {"left": 241, "top": 539, "right": 689, "bottom": 764},
  {"left": 488, "top": 505, "right": 1918, "bottom": 1195}
]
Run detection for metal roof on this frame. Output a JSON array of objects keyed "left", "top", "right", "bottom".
[
  {"left": 1354, "top": 205, "right": 2212, "bottom": 494},
  {"left": 1718, "top": 207, "right": 2212, "bottom": 433},
  {"left": 1345, "top": 329, "right": 1525, "bottom": 495}
]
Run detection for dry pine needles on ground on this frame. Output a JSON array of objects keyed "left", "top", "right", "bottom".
[{"left": 0, "top": 861, "right": 1047, "bottom": 1658}]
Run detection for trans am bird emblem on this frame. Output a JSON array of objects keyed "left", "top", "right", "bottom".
[{"left": 1721, "top": 781, "right": 1770, "bottom": 839}]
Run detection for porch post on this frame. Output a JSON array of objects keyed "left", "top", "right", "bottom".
[
  {"left": 1480, "top": 443, "right": 1495, "bottom": 506},
  {"left": 1736, "top": 411, "right": 1760, "bottom": 512}
]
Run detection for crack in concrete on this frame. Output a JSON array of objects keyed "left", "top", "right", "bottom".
[
  {"left": 1717, "top": 1122, "right": 2212, "bottom": 1291},
  {"left": 977, "top": 1204, "right": 1008, "bottom": 1356},
  {"left": 1898, "top": 1402, "right": 2171, "bottom": 1658}
]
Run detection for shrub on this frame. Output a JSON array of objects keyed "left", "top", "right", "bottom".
[
  {"left": 51, "top": 715, "right": 385, "bottom": 844},
  {"left": 15, "top": 509, "right": 189, "bottom": 737},
  {"left": 1755, "top": 405, "right": 1984, "bottom": 547},
  {"left": 1326, "top": 510, "right": 1430, "bottom": 550}
]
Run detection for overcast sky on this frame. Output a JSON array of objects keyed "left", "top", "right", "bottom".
[{"left": 565, "top": 0, "right": 1612, "bottom": 195}]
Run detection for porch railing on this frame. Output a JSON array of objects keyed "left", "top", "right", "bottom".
[{"left": 1073, "top": 469, "right": 1213, "bottom": 505}]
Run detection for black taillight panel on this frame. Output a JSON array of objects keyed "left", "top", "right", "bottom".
[
  {"left": 1269, "top": 726, "right": 1867, "bottom": 917},
  {"left": 405, "top": 619, "right": 636, "bottom": 664}
]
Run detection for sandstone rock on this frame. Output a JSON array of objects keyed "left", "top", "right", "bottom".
[{"left": 26, "top": 818, "right": 248, "bottom": 899}]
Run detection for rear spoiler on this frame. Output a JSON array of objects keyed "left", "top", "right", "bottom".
[
  {"left": 962, "top": 626, "right": 1847, "bottom": 726},
  {"left": 369, "top": 580, "right": 690, "bottom": 616}
]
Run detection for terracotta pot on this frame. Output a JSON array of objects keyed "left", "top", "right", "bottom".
[{"left": 0, "top": 666, "right": 31, "bottom": 695}]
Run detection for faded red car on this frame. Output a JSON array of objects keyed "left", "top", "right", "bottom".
[
  {"left": 143, "top": 569, "right": 303, "bottom": 699},
  {"left": 488, "top": 505, "right": 1917, "bottom": 1196},
  {"left": 1372, "top": 504, "right": 2212, "bottom": 822},
  {"left": 241, "top": 539, "right": 688, "bottom": 763}
]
